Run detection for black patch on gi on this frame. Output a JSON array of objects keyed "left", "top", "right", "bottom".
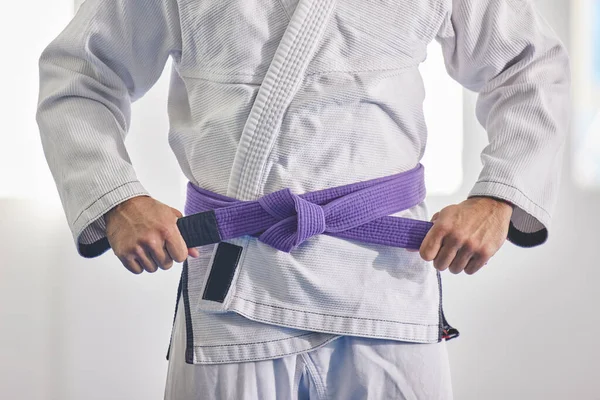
[{"left": 201, "top": 242, "right": 244, "bottom": 303}]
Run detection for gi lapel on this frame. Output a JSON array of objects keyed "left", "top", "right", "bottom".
[
  {"left": 226, "top": 0, "right": 338, "bottom": 201},
  {"left": 193, "top": 0, "right": 339, "bottom": 313}
]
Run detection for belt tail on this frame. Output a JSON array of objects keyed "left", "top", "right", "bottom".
[{"left": 177, "top": 210, "right": 222, "bottom": 247}]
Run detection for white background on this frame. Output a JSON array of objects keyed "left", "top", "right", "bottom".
[
  {"left": 571, "top": 0, "right": 600, "bottom": 188},
  {"left": 1, "top": 1, "right": 598, "bottom": 399}
]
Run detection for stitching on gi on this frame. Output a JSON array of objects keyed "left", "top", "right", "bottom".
[
  {"left": 473, "top": 180, "right": 550, "bottom": 219},
  {"left": 301, "top": 351, "right": 328, "bottom": 400},
  {"left": 304, "top": 63, "right": 414, "bottom": 78},
  {"left": 178, "top": 62, "right": 417, "bottom": 82},
  {"left": 195, "top": 332, "right": 315, "bottom": 348},
  {"left": 232, "top": 307, "right": 439, "bottom": 342},
  {"left": 179, "top": 70, "right": 262, "bottom": 78},
  {"left": 275, "top": 0, "right": 292, "bottom": 20},
  {"left": 193, "top": 335, "right": 338, "bottom": 364},
  {"left": 234, "top": 295, "right": 438, "bottom": 326},
  {"left": 178, "top": 60, "right": 414, "bottom": 82},
  {"left": 72, "top": 180, "right": 141, "bottom": 226},
  {"left": 295, "top": 355, "right": 308, "bottom": 397}
]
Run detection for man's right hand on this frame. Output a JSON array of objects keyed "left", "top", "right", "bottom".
[{"left": 104, "top": 195, "right": 200, "bottom": 274}]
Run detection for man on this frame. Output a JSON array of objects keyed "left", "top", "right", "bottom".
[{"left": 36, "top": 0, "right": 570, "bottom": 398}]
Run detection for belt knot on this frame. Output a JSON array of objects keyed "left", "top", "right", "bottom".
[{"left": 257, "top": 188, "right": 326, "bottom": 252}]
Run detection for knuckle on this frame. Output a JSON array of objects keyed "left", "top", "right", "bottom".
[
  {"left": 445, "top": 233, "right": 462, "bottom": 247},
  {"left": 157, "top": 225, "right": 172, "bottom": 238},
  {"left": 138, "top": 235, "right": 151, "bottom": 246},
  {"left": 113, "top": 250, "right": 125, "bottom": 259},
  {"left": 477, "top": 251, "right": 490, "bottom": 261},
  {"left": 479, "top": 245, "right": 495, "bottom": 259},
  {"left": 436, "top": 222, "right": 452, "bottom": 234},
  {"left": 132, "top": 245, "right": 146, "bottom": 258},
  {"left": 446, "top": 230, "right": 459, "bottom": 242},
  {"left": 463, "top": 239, "right": 477, "bottom": 252},
  {"left": 141, "top": 235, "right": 160, "bottom": 249}
]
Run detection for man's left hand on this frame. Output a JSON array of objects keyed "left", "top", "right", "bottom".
[{"left": 411, "top": 197, "right": 513, "bottom": 275}]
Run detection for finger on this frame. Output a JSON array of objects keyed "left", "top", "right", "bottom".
[
  {"left": 448, "top": 246, "right": 473, "bottom": 274},
  {"left": 431, "top": 212, "right": 440, "bottom": 223},
  {"left": 420, "top": 225, "right": 446, "bottom": 261},
  {"left": 121, "top": 255, "right": 144, "bottom": 275},
  {"left": 165, "top": 230, "right": 189, "bottom": 264},
  {"left": 133, "top": 259, "right": 146, "bottom": 274},
  {"left": 135, "top": 248, "right": 160, "bottom": 273},
  {"left": 433, "top": 239, "right": 460, "bottom": 272},
  {"left": 148, "top": 242, "right": 174, "bottom": 271},
  {"left": 464, "top": 256, "right": 487, "bottom": 275}
]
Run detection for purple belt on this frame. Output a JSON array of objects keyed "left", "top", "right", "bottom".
[{"left": 176, "top": 164, "right": 433, "bottom": 253}]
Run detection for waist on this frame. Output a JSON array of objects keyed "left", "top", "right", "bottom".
[{"left": 177, "top": 163, "right": 433, "bottom": 252}]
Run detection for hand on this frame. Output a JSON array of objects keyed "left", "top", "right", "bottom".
[
  {"left": 105, "top": 195, "right": 200, "bottom": 274},
  {"left": 408, "top": 197, "right": 513, "bottom": 275}
]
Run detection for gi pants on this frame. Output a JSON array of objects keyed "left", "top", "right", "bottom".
[{"left": 164, "top": 297, "right": 454, "bottom": 400}]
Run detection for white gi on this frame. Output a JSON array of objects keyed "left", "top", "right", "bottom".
[{"left": 36, "top": 0, "right": 570, "bottom": 398}]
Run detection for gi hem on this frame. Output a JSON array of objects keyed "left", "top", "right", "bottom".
[{"left": 228, "top": 294, "right": 441, "bottom": 343}]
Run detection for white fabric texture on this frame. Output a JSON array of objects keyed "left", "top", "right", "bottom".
[
  {"left": 37, "top": 0, "right": 571, "bottom": 364},
  {"left": 165, "top": 297, "right": 453, "bottom": 400}
]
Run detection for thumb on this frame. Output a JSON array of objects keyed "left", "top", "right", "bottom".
[
  {"left": 172, "top": 208, "right": 183, "bottom": 219},
  {"left": 408, "top": 213, "right": 439, "bottom": 253},
  {"left": 188, "top": 247, "right": 200, "bottom": 258}
]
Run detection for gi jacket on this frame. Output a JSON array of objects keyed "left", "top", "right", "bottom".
[{"left": 37, "top": 0, "right": 570, "bottom": 364}]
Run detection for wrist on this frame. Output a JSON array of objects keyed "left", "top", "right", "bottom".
[
  {"left": 104, "top": 195, "right": 150, "bottom": 222},
  {"left": 470, "top": 195, "right": 514, "bottom": 210},
  {"left": 491, "top": 197, "right": 514, "bottom": 209}
]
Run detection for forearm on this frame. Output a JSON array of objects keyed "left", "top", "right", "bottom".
[
  {"left": 437, "top": 0, "right": 571, "bottom": 247},
  {"left": 36, "top": 0, "right": 181, "bottom": 258}
]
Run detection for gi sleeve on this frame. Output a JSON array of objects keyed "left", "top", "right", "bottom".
[
  {"left": 435, "top": 0, "right": 571, "bottom": 247},
  {"left": 36, "top": 0, "right": 182, "bottom": 258}
]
